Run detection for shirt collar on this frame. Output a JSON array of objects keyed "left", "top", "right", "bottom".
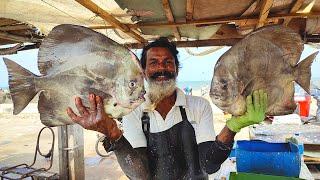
[{"left": 174, "top": 88, "right": 187, "bottom": 107}]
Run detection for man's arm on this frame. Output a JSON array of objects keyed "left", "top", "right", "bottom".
[
  {"left": 199, "top": 90, "right": 267, "bottom": 174},
  {"left": 198, "top": 126, "right": 235, "bottom": 173},
  {"left": 104, "top": 137, "right": 151, "bottom": 180}
]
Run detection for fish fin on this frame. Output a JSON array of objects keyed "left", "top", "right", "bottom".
[
  {"left": 38, "top": 91, "right": 72, "bottom": 126},
  {"left": 249, "top": 25, "right": 304, "bottom": 67},
  {"left": 294, "top": 52, "right": 318, "bottom": 93},
  {"left": 38, "top": 91, "right": 56, "bottom": 126},
  {"left": 38, "top": 24, "right": 123, "bottom": 75},
  {"left": 3, "top": 58, "right": 39, "bottom": 114}
]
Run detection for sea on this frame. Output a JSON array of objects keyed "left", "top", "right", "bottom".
[{"left": 177, "top": 80, "right": 211, "bottom": 90}]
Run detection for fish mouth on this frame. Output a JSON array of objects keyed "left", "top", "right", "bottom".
[
  {"left": 115, "top": 92, "right": 146, "bottom": 109},
  {"left": 130, "top": 95, "right": 146, "bottom": 104},
  {"left": 209, "top": 92, "right": 232, "bottom": 108}
]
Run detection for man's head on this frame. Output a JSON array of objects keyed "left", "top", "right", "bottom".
[{"left": 140, "top": 37, "right": 180, "bottom": 107}]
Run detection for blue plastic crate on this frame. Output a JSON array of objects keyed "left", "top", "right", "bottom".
[{"left": 236, "top": 140, "right": 301, "bottom": 177}]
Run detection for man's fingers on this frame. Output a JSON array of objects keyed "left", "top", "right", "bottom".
[
  {"left": 75, "top": 97, "right": 89, "bottom": 116},
  {"left": 263, "top": 92, "right": 268, "bottom": 112},
  {"left": 67, "top": 107, "right": 83, "bottom": 124},
  {"left": 89, "top": 94, "right": 97, "bottom": 113},
  {"left": 96, "top": 96, "right": 104, "bottom": 117},
  {"left": 246, "top": 94, "right": 254, "bottom": 113},
  {"left": 253, "top": 90, "right": 260, "bottom": 111},
  {"left": 259, "top": 90, "right": 265, "bottom": 111}
]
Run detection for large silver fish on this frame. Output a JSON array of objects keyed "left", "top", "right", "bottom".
[
  {"left": 3, "top": 24, "right": 145, "bottom": 126},
  {"left": 210, "top": 25, "right": 318, "bottom": 116}
]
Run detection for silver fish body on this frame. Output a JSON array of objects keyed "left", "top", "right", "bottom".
[
  {"left": 4, "top": 24, "right": 145, "bottom": 126},
  {"left": 210, "top": 25, "right": 318, "bottom": 116}
]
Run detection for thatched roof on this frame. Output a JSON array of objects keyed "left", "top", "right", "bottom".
[{"left": 1, "top": 0, "right": 320, "bottom": 53}]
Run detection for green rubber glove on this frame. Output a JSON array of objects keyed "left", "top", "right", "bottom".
[{"left": 226, "top": 90, "right": 267, "bottom": 133}]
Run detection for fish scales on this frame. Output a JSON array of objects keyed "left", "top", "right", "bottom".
[{"left": 210, "top": 25, "right": 318, "bottom": 116}]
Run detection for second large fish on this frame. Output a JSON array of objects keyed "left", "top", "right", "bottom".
[
  {"left": 210, "top": 25, "right": 318, "bottom": 116},
  {"left": 4, "top": 24, "right": 145, "bottom": 126}
]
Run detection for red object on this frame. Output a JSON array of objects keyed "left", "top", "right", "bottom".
[{"left": 295, "top": 95, "right": 311, "bottom": 117}]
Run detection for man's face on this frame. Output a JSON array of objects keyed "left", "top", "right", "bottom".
[
  {"left": 142, "top": 47, "right": 178, "bottom": 108},
  {"left": 144, "top": 47, "right": 177, "bottom": 81}
]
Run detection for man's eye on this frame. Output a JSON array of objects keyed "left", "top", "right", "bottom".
[{"left": 129, "top": 81, "right": 136, "bottom": 88}]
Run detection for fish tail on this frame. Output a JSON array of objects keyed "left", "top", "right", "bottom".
[
  {"left": 294, "top": 52, "right": 318, "bottom": 93},
  {"left": 3, "top": 58, "right": 40, "bottom": 114}
]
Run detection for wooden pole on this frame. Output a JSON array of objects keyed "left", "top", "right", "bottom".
[
  {"left": 125, "top": 38, "right": 241, "bottom": 49},
  {"left": 90, "top": 12, "right": 320, "bottom": 29},
  {"left": 162, "top": 0, "right": 181, "bottom": 40},
  {"left": 75, "top": 0, "right": 146, "bottom": 43},
  {"left": 256, "top": 0, "right": 274, "bottom": 29},
  {"left": 58, "top": 124, "right": 84, "bottom": 180},
  {"left": 283, "top": 0, "right": 305, "bottom": 26},
  {"left": 0, "top": 31, "right": 42, "bottom": 43}
]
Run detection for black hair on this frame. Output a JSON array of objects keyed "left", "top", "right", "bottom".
[{"left": 140, "top": 37, "right": 180, "bottom": 72}]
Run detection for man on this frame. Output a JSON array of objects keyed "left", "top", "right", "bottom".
[{"left": 67, "top": 37, "right": 267, "bottom": 179}]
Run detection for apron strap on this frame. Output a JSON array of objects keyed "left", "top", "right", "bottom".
[
  {"left": 179, "top": 106, "right": 188, "bottom": 121},
  {"left": 141, "top": 111, "right": 150, "bottom": 143}
]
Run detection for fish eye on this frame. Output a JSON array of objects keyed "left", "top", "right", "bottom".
[
  {"left": 220, "top": 79, "right": 227, "bottom": 84},
  {"left": 129, "top": 81, "right": 136, "bottom": 88}
]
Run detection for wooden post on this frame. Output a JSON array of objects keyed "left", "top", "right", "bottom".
[{"left": 58, "top": 124, "right": 84, "bottom": 180}]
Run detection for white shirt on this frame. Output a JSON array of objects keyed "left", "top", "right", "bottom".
[{"left": 122, "top": 88, "right": 216, "bottom": 148}]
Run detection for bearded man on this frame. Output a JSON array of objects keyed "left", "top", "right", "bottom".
[{"left": 67, "top": 37, "right": 267, "bottom": 180}]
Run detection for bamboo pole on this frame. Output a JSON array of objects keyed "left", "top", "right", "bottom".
[{"left": 75, "top": 0, "right": 146, "bottom": 43}]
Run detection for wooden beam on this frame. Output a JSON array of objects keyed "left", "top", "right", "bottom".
[
  {"left": 0, "top": 18, "right": 17, "bottom": 27},
  {"left": 75, "top": 0, "right": 146, "bottom": 43},
  {"left": 186, "top": 0, "right": 195, "bottom": 21},
  {"left": 90, "top": 12, "right": 320, "bottom": 29},
  {"left": 125, "top": 33, "right": 320, "bottom": 49},
  {"left": 162, "top": 0, "right": 181, "bottom": 40},
  {"left": 0, "top": 24, "right": 32, "bottom": 31},
  {"left": 256, "top": 0, "right": 274, "bottom": 29},
  {"left": 125, "top": 38, "right": 241, "bottom": 49},
  {"left": 0, "top": 31, "right": 42, "bottom": 43},
  {"left": 0, "top": 43, "right": 23, "bottom": 55},
  {"left": 283, "top": 0, "right": 305, "bottom": 26}
]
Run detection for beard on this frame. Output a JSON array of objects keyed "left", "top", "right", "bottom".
[{"left": 144, "top": 71, "right": 177, "bottom": 110}]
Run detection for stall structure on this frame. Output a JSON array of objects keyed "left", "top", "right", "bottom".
[{"left": 1, "top": 0, "right": 320, "bottom": 179}]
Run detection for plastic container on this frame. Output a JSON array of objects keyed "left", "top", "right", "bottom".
[
  {"left": 294, "top": 95, "right": 311, "bottom": 117},
  {"left": 229, "top": 172, "right": 302, "bottom": 180},
  {"left": 236, "top": 140, "right": 301, "bottom": 177}
]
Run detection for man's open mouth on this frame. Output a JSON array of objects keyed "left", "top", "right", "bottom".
[{"left": 150, "top": 71, "right": 175, "bottom": 81}]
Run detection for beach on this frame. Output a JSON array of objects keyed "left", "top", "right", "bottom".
[{"left": 0, "top": 86, "right": 318, "bottom": 179}]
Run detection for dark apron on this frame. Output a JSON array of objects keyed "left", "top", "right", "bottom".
[{"left": 141, "top": 106, "right": 208, "bottom": 180}]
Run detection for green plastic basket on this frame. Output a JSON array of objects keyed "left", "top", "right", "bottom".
[{"left": 229, "top": 172, "right": 302, "bottom": 180}]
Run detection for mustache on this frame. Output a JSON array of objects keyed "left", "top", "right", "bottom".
[{"left": 150, "top": 71, "right": 176, "bottom": 80}]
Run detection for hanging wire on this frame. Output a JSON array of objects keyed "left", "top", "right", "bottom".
[{"left": 41, "top": 0, "right": 87, "bottom": 24}]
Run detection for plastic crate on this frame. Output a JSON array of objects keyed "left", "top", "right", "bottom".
[{"left": 236, "top": 140, "right": 301, "bottom": 177}]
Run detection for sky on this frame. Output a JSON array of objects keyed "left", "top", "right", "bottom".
[{"left": 0, "top": 45, "right": 320, "bottom": 88}]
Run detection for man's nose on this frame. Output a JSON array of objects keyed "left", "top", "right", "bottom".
[{"left": 157, "top": 61, "right": 168, "bottom": 70}]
